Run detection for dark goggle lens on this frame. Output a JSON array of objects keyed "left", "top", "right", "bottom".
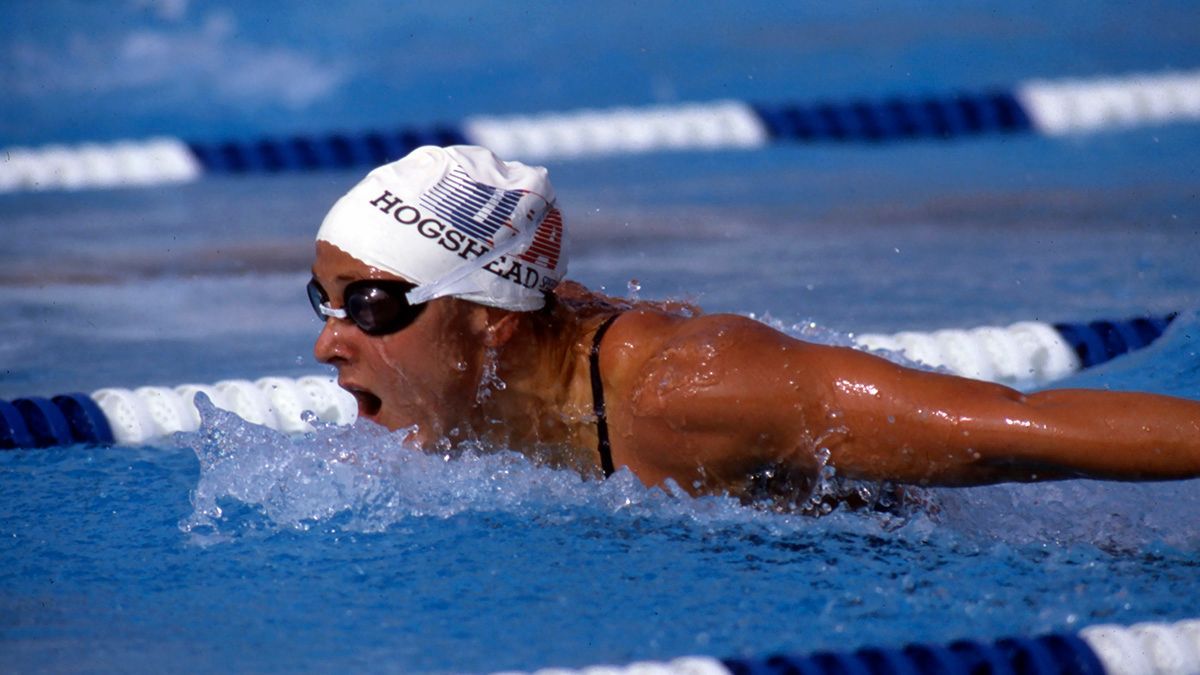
[
  {"left": 306, "top": 279, "right": 326, "bottom": 318},
  {"left": 308, "top": 279, "right": 426, "bottom": 336},
  {"left": 346, "top": 284, "right": 420, "bottom": 335}
]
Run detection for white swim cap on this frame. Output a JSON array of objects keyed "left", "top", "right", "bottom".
[{"left": 317, "top": 145, "right": 567, "bottom": 311}]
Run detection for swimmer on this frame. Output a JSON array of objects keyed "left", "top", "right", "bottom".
[{"left": 309, "top": 145, "right": 1200, "bottom": 505}]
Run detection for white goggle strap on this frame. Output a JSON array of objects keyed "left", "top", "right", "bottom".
[
  {"left": 317, "top": 303, "right": 348, "bottom": 320},
  {"left": 405, "top": 194, "right": 549, "bottom": 306}
]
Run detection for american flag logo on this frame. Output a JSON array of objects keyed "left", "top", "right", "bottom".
[
  {"left": 421, "top": 167, "right": 563, "bottom": 272},
  {"left": 524, "top": 207, "right": 563, "bottom": 271}
]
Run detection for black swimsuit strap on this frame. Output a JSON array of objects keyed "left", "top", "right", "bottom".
[{"left": 590, "top": 313, "right": 622, "bottom": 478}]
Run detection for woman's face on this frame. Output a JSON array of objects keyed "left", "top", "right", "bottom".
[{"left": 310, "top": 241, "right": 490, "bottom": 447}]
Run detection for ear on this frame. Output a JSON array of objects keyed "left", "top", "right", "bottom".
[{"left": 482, "top": 309, "right": 521, "bottom": 348}]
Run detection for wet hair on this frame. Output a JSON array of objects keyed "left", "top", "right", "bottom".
[{"left": 539, "top": 280, "right": 701, "bottom": 322}]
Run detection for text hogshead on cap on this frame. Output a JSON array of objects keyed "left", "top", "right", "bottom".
[{"left": 317, "top": 145, "right": 568, "bottom": 311}]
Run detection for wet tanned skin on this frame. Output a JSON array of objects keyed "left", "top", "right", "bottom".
[
  {"left": 600, "top": 311, "right": 1200, "bottom": 489},
  {"left": 311, "top": 241, "right": 603, "bottom": 460},
  {"left": 314, "top": 241, "right": 1200, "bottom": 495},
  {"left": 311, "top": 242, "right": 498, "bottom": 448}
]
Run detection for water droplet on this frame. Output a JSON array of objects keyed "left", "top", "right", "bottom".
[
  {"left": 476, "top": 347, "right": 507, "bottom": 403},
  {"left": 626, "top": 278, "right": 642, "bottom": 299}
]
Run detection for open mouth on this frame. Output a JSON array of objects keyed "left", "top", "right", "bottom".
[{"left": 345, "top": 386, "right": 382, "bottom": 419}]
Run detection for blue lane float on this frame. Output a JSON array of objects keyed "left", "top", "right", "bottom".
[
  {"left": 2, "top": 69, "right": 1198, "bottom": 192},
  {"left": 496, "top": 617, "right": 1200, "bottom": 675},
  {"left": 752, "top": 91, "right": 1031, "bottom": 143},
  {"left": 0, "top": 312, "right": 1179, "bottom": 451},
  {"left": 721, "top": 632, "right": 1103, "bottom": 675},
  {"left": 0, "top": 394, "right": 114, "bottom": 449},
  {"left": 186, "top": 127, "right": 468, "bottom": 175},
  {"left": 1054, "top": 313, "right": 1177, "bottom": 369},
  {"left": 10, "top": 397, "right": 74, "bottom": 448},
  {"left": 0, "top": 400, "right": 35, "bottom": 449},
  {"left": 51, "top": 393, "right": 115, "bottom": 446}
]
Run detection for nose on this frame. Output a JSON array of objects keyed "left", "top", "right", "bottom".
[{"left": 313, "top": 317, "right": 355, "bottom": 364}]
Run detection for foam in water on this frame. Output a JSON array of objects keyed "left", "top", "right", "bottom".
[
  {"left": 175, "top": 393, "right": 886, "bottom": 544},
  {"left": 174, "top": 310, "right": 1200, "bottom": 550}
]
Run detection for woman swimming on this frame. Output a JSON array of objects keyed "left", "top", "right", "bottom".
[{"left": 308, "top": 145, "right": 1200, "bottom": 502}]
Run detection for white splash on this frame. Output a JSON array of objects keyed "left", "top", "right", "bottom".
[{"left": 173, "top": 394, "right": 869, "bottom": 543}]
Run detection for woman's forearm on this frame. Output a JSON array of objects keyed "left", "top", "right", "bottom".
[
  {"left": 992, "top": 388, "right": 1200, "bottom": 480},
  {"left": 814, "top": 346, "right": 1200, "bottom": 485}
]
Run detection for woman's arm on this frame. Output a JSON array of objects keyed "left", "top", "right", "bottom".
[
  {"left": 622, "top": 313, "right": 1200, "bottom": 488},
  {"left": 808, "top": 341, "right": 1200, "bottom": 485}
]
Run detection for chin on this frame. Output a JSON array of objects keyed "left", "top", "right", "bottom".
[{"left": 372, "top": 405, "right": 437, "bottom": 446}]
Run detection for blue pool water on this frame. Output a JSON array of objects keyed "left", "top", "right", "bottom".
[{"left": 3, "top": 2, "right": 1200, "bottom": 673}]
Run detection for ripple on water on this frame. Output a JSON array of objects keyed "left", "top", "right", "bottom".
[
  {"left": 173, "top": 385, "right": 1200, "bottom": 555},
  {"left": 175, "top": 394, "right": 861, "bottom": 544}
]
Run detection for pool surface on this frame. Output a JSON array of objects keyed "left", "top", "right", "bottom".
[{"left": 3, "top": 2, "right": 1200, "bottom": 673}]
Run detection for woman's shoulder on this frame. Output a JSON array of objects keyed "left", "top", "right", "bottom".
[
  {"left": 613, "top": 309, "right": 795, "bottom": 355},
  {"left": 601, "top": 309, "right": 827, "bottom": 487},
  {"left": 604, "top": 309, "right": 809, "bottom": 401}
]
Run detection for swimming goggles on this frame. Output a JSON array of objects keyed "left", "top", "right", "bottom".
[{"left": 307, "top": 278, "right": 427, "bottom": 336}]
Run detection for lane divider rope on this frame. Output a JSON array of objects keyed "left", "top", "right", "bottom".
[
  {"left": 1081, "top": 619, "right": 1200, "bottom": 675},
  {"left": 490, "top": 618, "right": 1200, "bottom": 675},
  {"left": 2, "top": 69, "right": 1197, "bottom": 192},
  {"left": 0, "top": 313, "right": 1175, "bottom": 450},
  {"left": 852, "top": 312, "right": 1176, "bottom": 385},
  {"left": 0, "top": 137, "right": 202, "bottom": 192}
]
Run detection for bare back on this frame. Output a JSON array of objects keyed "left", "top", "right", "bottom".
[{"left": 590, "top": 310, "right": 1200, "bottom": 494}]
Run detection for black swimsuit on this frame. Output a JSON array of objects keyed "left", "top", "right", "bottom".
[{"left": 589, "top": 313, "right": 622, "bottom": 477}]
